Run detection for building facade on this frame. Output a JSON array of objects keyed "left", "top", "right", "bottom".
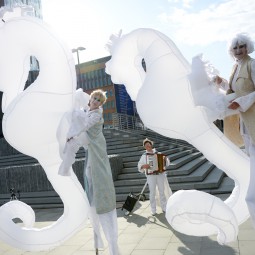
[
  {"left": 2, "top": 0, "right": 42, "bottom": 18},
  {"left": 77, "top": 56, "right": 137, "bottom": 128},
  {"left": 0, "top": 0, "right": 41, "bottom": 85}
]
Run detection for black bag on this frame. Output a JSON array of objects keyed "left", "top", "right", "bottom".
[{"left": 122, "top": 193, "right": 138, "bottom": 212}]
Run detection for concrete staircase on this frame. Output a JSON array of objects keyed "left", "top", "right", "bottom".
[
  {"left": 0, "top": 129, "right": 234, "bottom": 208},
  {"left": 104, "top": 129, "right": 234, "bottom": 202}
]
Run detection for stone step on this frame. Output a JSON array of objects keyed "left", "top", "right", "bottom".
[
  {"left": 205, "top": 176, "right": 234, "bottom": 194},
  {"left": 115, "top": 162, "right": 215, "bottom": 187},
  {"left": 105, "top": 136, "right": 140, "bottom": 144},
  {"left": 108, "top": 145, "right": 143, "bottom": 155},
  {"left": 168, "top": 156, "right": 209, "bottom": 176},
  {"left": 121, "top": 150, "right": 202, "bottom": 171},
  {"left": 120, "top": 147, "right": 175, "bottom": 163},
  {"left": 172, "top": 167, "right": 225, "bottom": 190},
  {"left": 0, "top": 128, "right": 233, "bottom": 208},
  {"left": 117, "top": 159, "right": 213, "bottom": 181},
  {"left": 0, "top": 154, "right": 38, "bottom": 167},
  {"left": 0, "top": 177, "right": 233, "bottom": 208},
  {"left": 106, "top": 139, "right": 142, "bottom": 147},
  {"left": 168, "top": 151, "right": 203, "bottom": 169},
  {"left": 0, "top": 174, "right": 233, "bottom": 207},
  {"left": 0, "top": 191, "right": 63, "bottom": 209},
  {"left": 114, "top": 167, "right": 224, "bottom": 194},
  {"left": 107, "top": 142, "right": 172, "bottom": 155},
  {"left": 116, "top": 169, "right": 229, "bottom": 202},
  {"left": 169, "top": 149, "right": 197, "bottom": 160},
  {"left": 169, "top": 161, "right": 214, "bottom": 183}
]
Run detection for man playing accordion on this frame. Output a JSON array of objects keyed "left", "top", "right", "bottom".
[{"left": 138, "top": 138, "right": 172, "bottom": 216}]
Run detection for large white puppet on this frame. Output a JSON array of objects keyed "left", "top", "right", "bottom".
[
  {"left": 105, "top": 29, "right": 250, "bottom": 244},
  {"left": 0, "top": 6, "right": 90, "bottom": 251}
]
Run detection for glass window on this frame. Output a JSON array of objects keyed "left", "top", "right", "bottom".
[
  {"left": 100, "top": 69, "right": 104, "bottom": 77},
  {"left": 100, "top": 78, "right": 103, "bottom": 87},
  {"left": 107, "top": 76, "right": 112, "bottom": 85}
]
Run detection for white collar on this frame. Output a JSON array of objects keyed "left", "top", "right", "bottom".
[{"left": 146, "top": 148, "right": 156, "bottom": 153}]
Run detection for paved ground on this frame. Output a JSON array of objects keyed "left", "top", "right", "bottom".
[{"left": 0, "top": 195, "right": 255, "bottom": 255}]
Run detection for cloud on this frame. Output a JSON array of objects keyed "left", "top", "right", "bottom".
[
  {"left": 167, "top": 0, "right": 194, "bottom": 8},
  {"left": 159, "top": 0, "right": 255, "bottom": 45}
]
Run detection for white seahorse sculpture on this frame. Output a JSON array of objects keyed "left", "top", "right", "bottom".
[
  {"left": 0, "top": 6, "right": 89, "bottom": 251},
  {"left": 105, "top": 28, "right": 250, "bottom": 244}
]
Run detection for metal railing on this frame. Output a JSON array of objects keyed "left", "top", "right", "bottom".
[
  {"left": 112, "top": 113, "right": 145, "bottom": 131},
  {"left": 110, "top": 113, "right": 194, "bottom": 149}
]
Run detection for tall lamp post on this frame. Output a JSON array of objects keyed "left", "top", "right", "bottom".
[{"left": 72, "top": 46, "right": 86, "bottom": 88}]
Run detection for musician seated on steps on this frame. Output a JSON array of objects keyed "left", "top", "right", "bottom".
[{"left": 138, "top": 138, "right": 172, "bottom": 216}]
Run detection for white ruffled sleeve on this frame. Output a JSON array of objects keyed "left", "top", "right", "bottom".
[
  {"left": 67, "top": 109, "right": 102, "bottom": 139},
  {"left": 217, "top": 79, "right": 229, "bottom": 91},
  {"left": 78, "top": 109, "right": 102, "bottom": 131},
  {"left": 234, "top": 91, "right": 255, "bottom": 112}
]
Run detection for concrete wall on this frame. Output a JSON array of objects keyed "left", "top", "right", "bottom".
[
  {"left": 0, "top": 138, "right": 19, "bottom": 156},
  {"left": 0, "top": 155, "right": 123, "bottom": 194}
]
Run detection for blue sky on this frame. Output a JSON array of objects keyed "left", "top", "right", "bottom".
[{"left": 41, "top": 0, "right": 255, "bottom": 79}]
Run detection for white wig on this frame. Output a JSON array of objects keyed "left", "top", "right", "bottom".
[{"left": 228, "top": 33, "right": 254, "bottom": 59}]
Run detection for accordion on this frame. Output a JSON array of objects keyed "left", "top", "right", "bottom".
[{"left": 146, "top": 153, "right": 166, "bottom": 175}]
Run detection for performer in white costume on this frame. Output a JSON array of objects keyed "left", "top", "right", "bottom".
[
  {"left": 193, "top": 33, "right": 255, "bottom": 228},
  {"left": 138, "top": 138, "right": 172, "bottom": 215},
  {"left": 59, "top": 89, "right": 119, "bottom": 255},
  {"left": 213, "top": 33, "right": 255, "bottom": 228}
]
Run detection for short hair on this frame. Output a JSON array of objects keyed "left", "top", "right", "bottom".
[
  {"left": 90, "top": 89, "right": 107, "bottom": 104},
  {"left": 143, "top": 138, "right": 153, "bottom": 147},
  {"left": 228, "top": 33, "right": 254, "bottom": 58}
]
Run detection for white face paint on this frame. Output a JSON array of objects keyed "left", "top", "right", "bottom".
[
  {"left": 89, "top": 95, "right": 102, "bottom": 110},
  {"left": 232, "top": 44, "right": 247, "bottom": 60}
]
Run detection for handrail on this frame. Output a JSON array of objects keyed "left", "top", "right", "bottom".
[
  {"left": 110, "top": 113, "right": 195, "bottom": 150},
  {"left": 112, "top": 113, "right": 145, "bottom": 131}
]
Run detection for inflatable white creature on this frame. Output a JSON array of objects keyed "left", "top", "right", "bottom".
[
  {"left": 0, "top": 6, "right": 89, "bottom": 251},
  {"left": 105, "top": 29, "right": 250, "bottom": 244}
]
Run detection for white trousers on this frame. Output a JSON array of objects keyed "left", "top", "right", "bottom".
[
  {"left": 89, "top": 206, "right": 119, "bottom": 255},
  {"left": 86, "top": 165, "right": 119, "bottom": 255},
  {"left": 243, "top": 132, "right": 255, "bottom": 228},
  {"left": 147, "top": 174, "right": 168, "bottom": 214}
]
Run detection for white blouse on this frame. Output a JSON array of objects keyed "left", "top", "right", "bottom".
[{"left": 220, "top": 59, "right": 255, "bottom": 113}]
